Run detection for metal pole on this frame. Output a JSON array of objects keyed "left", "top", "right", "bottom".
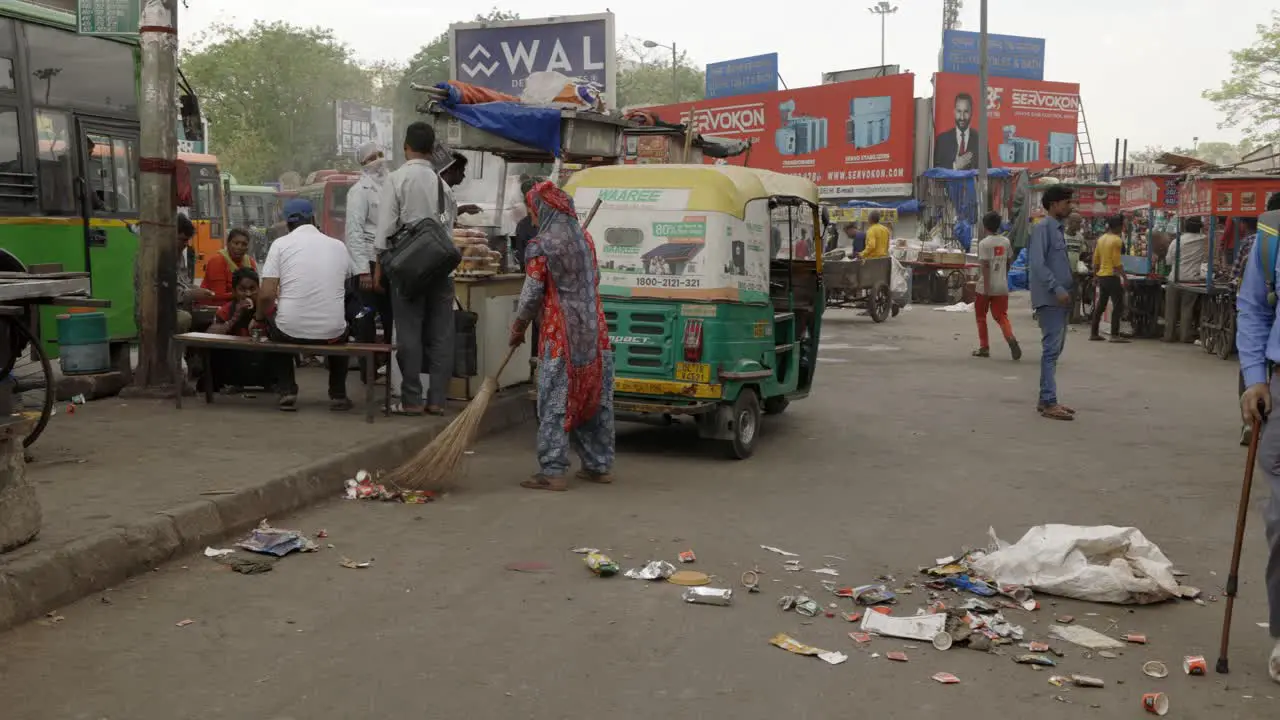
[
  {"left": 880, "top": 14, "right": 886, "bottom": 68},
  {"left": 671, "top": 43, "right": 678, "bottom": 104},
  {"left": 1121, "top": 139, "right": 1129, "bottom": 177},
  {"left": 976, "top": 0, "right": 989, "bottom": 225},
  {"left": 134, "top": 0, "right": 180, "bottom": 389}
]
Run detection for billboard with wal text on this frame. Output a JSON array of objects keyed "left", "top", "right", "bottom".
[
  {"left": 641, "top": 74, "right": 916, "bottom": 198},
  {"left": 932, "top": 73, "right": 1080, "bottom": 173}
]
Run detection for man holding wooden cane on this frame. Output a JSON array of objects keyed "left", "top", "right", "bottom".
[{"left": 1235, "top": 207, "right": 1280, "bottom": 683}]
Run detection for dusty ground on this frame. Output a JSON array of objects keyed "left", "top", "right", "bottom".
[
  {"left": 1, "top": 296, "right": 1276, "bottom": 719},
  {"left": 13, "top": 372, "right": 429, "bottom": 553}
]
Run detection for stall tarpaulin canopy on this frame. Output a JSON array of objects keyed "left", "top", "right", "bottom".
[{"left": 921, "top": 167, "right": 1013, "bottom": 227}]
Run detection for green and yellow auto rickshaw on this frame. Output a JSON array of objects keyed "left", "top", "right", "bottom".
[{"left": 563, "top": 164, "right": 825, "bottom": 459}]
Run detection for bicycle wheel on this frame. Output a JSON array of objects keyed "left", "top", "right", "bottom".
[{"left": 6, "top": 320, "right": 54, "bottom": 448}]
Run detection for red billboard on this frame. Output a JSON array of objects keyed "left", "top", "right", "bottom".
[
  {"left": 640, "top": 74, "right": 916, "bottom": 198},
  {"left": 1070, "top": 184, "right": 1121, "bottom": 218},
  {"left": 932, "top": 73, "right": 1080, "bottom": 172},
  {"left": 1179, "top": 176, "right": 1280, "bottom": 217}
]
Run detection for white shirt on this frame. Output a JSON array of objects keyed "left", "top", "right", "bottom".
[
  {"left": 261, "top": 224, "right": 352, "bottom": 339},
  {"left": 976, "top": 234, "right": 1012, "bottom": 296},
  {"left": 1169, "top": 232, "right": 1208, "bottom": 283},
  {"left": 374, "top": 159, "right": 452, "bottom": 252}
]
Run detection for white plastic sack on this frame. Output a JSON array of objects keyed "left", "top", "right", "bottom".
[
  {"left": 889, "top": 255, "right": 910, "bottom": 298},
  {"left": 971, "top": 525, "right": 1179, "bottom": 605}
]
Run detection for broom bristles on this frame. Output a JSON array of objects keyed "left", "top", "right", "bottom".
[{"left": 388, "top": 376, "right": 499, "bottom": 491}]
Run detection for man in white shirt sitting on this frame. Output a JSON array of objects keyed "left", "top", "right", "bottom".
[{"left": 257, "top": 198, "right": 354, "bottom": 412}]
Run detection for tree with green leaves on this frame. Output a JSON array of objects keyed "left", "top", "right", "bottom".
[
  {"left": 615, "top": 38, "right": 705, "bottom": 108},
  {"left": 1204, "top": 11, "right": 1280, "bottom": 145},
  {"left": 181, "top": 21, "right": 375, "bottom": 183}
]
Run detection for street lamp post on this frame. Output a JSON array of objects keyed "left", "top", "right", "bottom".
[
  {"left": 643, "top": 39, "right": 679, "bottom": 104},
  {"left": 868, "top": 2, "right": 899, "bottom": 69}
]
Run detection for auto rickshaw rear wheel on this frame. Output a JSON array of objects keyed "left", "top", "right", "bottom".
[
  {"left": 763, "top": 396, "right": 789, "bottom": 415},
  {"left": 870, "top": 283, "right": 892, "bottom": 323},
  {"left": 726, "top": 388, "right": 761, "bottom": 460}
]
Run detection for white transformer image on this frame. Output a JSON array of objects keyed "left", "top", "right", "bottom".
[
  {"left": 1047, "top": 132, "right": 1076, "bottom": 164},
  {"left": 998, "top": 125, "right": 1040, "bottom": 164},
  {"left": 775, "top": 99, "right": 829, "bottom": 156}
]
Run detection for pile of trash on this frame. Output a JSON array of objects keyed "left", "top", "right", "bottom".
[
  {"left": 562, "top": 525, "right": 1213, "bottom": 713},
  {"left": 343, "top": 470, "right": 435, "bottom": 504}
]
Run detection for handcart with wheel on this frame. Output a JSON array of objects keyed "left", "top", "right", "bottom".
[{"left": 822, "top": 254, "right": 897, "bottom": 322}]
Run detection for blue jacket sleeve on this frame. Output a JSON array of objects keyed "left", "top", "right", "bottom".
[
  {"left": 1028, "top": 224, "right": 1064, "bottom": 299},
  {"left": 1237, "top": 234, "right": 1273, "bottom": 387}
]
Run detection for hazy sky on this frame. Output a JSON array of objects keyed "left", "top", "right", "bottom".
[{"left": 180, "top": 0, "right": 1269, "bottom": 152}]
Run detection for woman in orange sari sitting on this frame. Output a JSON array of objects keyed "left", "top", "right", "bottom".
[{"left": 199, "top": 228, "right": 257, "bottom": 306}]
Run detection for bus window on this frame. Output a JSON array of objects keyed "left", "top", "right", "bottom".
[
  {"left": 25, "top": 24, "right": 137, "bottom": 114},
  {"left": 34, "top": 110, "right": 74, "bottom": 214},
  {"left": 195, "top": 179, "right": 223, "bottom": 236},
  {"left": 0, "top": 58, "right": 11, "bottom": 92},
  {"left": 84, "top": 132, "right": 138, "bottom": 214}
]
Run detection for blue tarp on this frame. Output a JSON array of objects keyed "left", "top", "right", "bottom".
[
  {"left": 435, "top": 85, "right": 562, "bottom": 157},
  {"left": 842, "top": 198, "right": 921, "bottom": 213},
  {"left": 921, "top": 168, "right": 1013, "bottom": 180},
  {"left": 1007, "top": 247, "right": 1029, "bottom": 292}
]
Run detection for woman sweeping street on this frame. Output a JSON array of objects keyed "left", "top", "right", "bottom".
[{"left": 508, "top": 181, "right": 615, "bottom": 491}]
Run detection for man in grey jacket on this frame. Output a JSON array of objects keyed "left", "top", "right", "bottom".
[
  {"left": 374, "top": 122, "right": 455, "bottom": 416},
  {"left": 345, "top": 142, "right": 393, "bottom": 376}
]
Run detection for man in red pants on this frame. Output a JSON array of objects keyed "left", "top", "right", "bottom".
[{"left": 973, "top": 211, "right": 1022, "bottom": 360}]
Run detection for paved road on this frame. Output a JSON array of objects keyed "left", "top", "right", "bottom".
[{"left": 2, "top": 299, "right": 1276, "bottom": 719}]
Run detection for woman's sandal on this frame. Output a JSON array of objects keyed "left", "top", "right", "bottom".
[
  {"left": 520, "top": 475, "right": 568, "bottom": 492},
  {"left": 576, "top": 469, "right": 613, "bottom": 484}
]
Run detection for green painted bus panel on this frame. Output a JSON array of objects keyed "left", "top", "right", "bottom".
[{"left": 2, "top": 222, "right": 137, "bottom": 357}]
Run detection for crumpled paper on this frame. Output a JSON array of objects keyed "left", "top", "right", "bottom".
[
  {"left": 625, "top": 560, "right": 676, "bottom": 580},
  {"left": 236, "top": 520, "right": 318, "bottom": 557}
]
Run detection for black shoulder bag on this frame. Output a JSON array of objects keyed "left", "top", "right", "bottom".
[{"left": 382, "top": 176, "right": 461, "bottom": 299}]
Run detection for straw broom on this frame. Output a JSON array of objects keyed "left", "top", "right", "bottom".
[{"left": 388, "top": 197, "right": 605, "bottom": 491}]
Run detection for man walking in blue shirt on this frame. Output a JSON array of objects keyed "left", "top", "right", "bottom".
[
  {"left": 1236, "top": 203, "right": 1280, "bottom": 684},
  {"left": 1028, "top": 184, "right": 1077, "bottom": 421}
]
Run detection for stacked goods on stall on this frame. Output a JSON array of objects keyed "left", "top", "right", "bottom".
[{"left": 453, "top": 228, "right": 501, "bottom": 276}]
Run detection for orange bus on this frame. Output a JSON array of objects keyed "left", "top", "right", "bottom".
[{"left": 177, "top": 152, "right": 226, "bottom": 278}]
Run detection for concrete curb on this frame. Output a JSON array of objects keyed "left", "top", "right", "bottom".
[{"left": 0, "top": 392, "right": 535, "bottom": 633}]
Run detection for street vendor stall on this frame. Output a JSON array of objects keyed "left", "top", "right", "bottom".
[
  {"left": 1172, "top": 173, "right": 1280, "bottom": 358},
  {"left": 415, "top": 82, "right": 630, "bottom": 399},
  {"left": 1117, "top": 174, "right": 1181, "bottom": 338},
  {"left": 914, "top": 169, "right": 1011, "bottom": 304}
]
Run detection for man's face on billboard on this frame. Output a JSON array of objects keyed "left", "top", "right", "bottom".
[{"left": 954, "top": 96, "right": 972, "bottom": 133}]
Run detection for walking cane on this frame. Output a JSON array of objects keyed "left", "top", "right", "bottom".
[{"left": 1218, "top": 416, "right": 1262, "bottom": 674}]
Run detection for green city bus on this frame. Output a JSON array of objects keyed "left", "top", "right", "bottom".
[
  {"left": 0, "top": 0, "right": 203, "bottom": 359},
  {"left": 223, "top": 173, "right": 282, "bottom": 262}
]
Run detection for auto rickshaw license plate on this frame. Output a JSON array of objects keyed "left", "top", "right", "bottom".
[{"left": 674, "top": 362, "right": 711, "bottom": 383}]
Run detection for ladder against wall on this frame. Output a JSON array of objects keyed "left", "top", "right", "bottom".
[{"left": 1076, "top": 101, "right": 1097, "bottom": 180}]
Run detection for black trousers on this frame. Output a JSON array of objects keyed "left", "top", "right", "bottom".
[
  {"left": 1091, "top": 275, "right": 1124, "bottom": 337},
  {"left": 350, "top": 263, "right": 393, "bottom": 378},
  {"left": 269, "top": 324, "right": 349, "bottom": 399}
]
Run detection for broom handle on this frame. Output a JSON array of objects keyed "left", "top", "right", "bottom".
[
  {"left": 495, "top": 345, "right": 518, "bottom": 379},
  {"left": 1217, "top": 415, "right": 1262, "bottom": 674}
]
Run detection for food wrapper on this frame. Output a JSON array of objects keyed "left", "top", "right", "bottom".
[
  {"left": 682, "top": 587, "right": 732, "bottom": 606},
  {"left": 860, "top": 610, "right": 947, "bottom": 641},
  {"left": 851, "top": 584, "right": 896, "bottom": 605},
  {"left": 236, "top": 520, "right": 318, "bottom": 557},
  {"left": 624, "top": 560, "right": 676, "bottom": 580},
  {"left": 585, "top": 552, "right": 619, "bottom": 576},
  {"left": 769, "top": 633, "right": 822, "bottom": 656}
]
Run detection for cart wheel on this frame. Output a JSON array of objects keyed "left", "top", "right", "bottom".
[
  {"left": 1219, "top": 297, "right": 1236, "bottom": 360},
  {"left": 870, "top": 284, "right": 892, "bottom": 323},
  {"left": 725, "top": 388, "right": 761, "bottom": 460},
  {"left": 763, "top": 396, "right": 789, "bottom": 415},
  {"left": 6, "top": 320, "right": 54, "bottom": 449}
]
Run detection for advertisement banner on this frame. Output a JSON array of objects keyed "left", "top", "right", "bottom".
[
  {"left": 335, "top": 101, "right": 393, "bottom": 158},
  {"left": 1070, "top": 184, "right": 1121, "bottom": 217},
  {"left": 932, "top": 73, "right": 1080, "bottom": 172},
  {"left": 1120, "top": 175, "right": 1179, "bottom": 212},
  {"left": 450, "top": 13, "right": 616, "bottom": 107},
  {"left": 642, "top": 74, "right": 916, "bottom": 199},
  {"left": 706, "top": 53, "right": 779, "bottom": 99},
  {"left": 1179, "top": 177, "right": 1280, "bottom": 216},
  {"left": 569, "top": 186, "right": 772, "bottom": 302},
  {"left": 829, "top": 207, "right": 897, "bottom": 224},
  {"left": 941, "top": 30, "right": 1046, "bottom": 81}
]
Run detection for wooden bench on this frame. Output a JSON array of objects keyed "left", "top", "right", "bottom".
[{"left": 173, "top": 332, "right": 394, "bottom": 422}]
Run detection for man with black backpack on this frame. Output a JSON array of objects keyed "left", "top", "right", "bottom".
[{"left": 374, "top": 122, "right": 457, "bottom": 416}]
